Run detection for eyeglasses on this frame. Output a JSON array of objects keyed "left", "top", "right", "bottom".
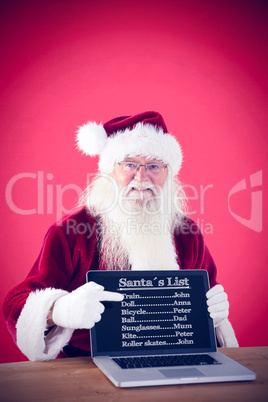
[{"left": 118, "top": 161, "right": 168, "bottom": 175}]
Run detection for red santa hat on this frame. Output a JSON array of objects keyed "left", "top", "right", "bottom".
[{"left": 76, "top": 111, "right": 183, "bottom": 176}]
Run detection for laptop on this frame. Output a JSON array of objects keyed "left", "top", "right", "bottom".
[{"left": 86, "top": 270, "right": 256, "bottom": 388}]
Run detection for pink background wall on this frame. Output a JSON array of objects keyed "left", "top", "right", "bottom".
[{"left": 0, "top": 0, "right": 267, "bottom": 363}]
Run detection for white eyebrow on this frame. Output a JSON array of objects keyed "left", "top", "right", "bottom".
[{"left": 123, "top": 159, "right": 160, "bottom": 164}]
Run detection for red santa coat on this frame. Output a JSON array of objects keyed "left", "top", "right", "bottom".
[{"left": 3, "top": 208, "right": 237, "bottom": 361}]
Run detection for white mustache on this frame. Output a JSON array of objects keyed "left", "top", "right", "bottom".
[{"left": 126, "top": 180, "right": 157, "bottom": 195}]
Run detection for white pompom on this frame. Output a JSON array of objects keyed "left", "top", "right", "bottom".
[{"left": 76, "top": 122, "right": 107, "bottom": 156}]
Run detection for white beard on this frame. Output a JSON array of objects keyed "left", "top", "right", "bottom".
[{"left": 81, "top": 173, "right": 186, "bottom": 271}]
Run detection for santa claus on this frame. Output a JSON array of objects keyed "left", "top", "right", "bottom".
[{"left": 3, "top": 111, "right": 238, "bottom": 361}]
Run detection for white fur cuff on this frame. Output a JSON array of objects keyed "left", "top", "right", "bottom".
[
  {"left": 216, "top": 318, "right": 239, "bottom": 348},
  {"left": 16, "top": 288, "right": 74, "bottom": 361}
]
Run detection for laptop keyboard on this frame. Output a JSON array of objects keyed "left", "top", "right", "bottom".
[{"left": 113, "top": 354, "right": 221, "bottom": 369}]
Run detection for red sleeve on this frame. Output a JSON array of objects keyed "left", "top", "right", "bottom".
[
  {"left": 174, "top": 217, "right": 218, "bottom": 288},
  {"left": 2, "top": 225, "right": 76, "bottom": 342},
  {"left": 2, "top": 208, "right": 97, "bottom": 343}
]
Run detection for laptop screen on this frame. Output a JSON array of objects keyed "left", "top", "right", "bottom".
[{"left": 87, "top": 270, "right": 217, "bottom": 357}]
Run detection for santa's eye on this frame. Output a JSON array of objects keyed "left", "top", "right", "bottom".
[
  {"left": 147, "top": 164, "right": 160, "bottom": 171},
  {"left": 119, "top": 162, "right": 138, "bottom": 172},
  {"left": 125, "top": 163, "right": 137, "bottom": 170}
]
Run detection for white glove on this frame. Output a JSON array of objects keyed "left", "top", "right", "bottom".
[
  {"left": 206, "top": 284, "right": 229, "bottom": 327},
  {"left": 52, "top": 281, "right": 124, "bottom": 329}
]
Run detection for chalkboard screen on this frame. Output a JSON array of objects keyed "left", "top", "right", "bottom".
[{"left": 87, "top": 270, "right": 217, "bottom": 357}]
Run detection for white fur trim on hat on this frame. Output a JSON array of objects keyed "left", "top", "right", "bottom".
[
  {"left": 100, "top": 123, "right": 183, "bottom": 176},
  {"left": 16, "top": 288, "right": 74, "bottom": 361},
  {"left": 76, "top": 122, "right": 107, "bottom": 156},
  {"left": 215, "top": 318, "right": 239, "bottom": 348},
  {"left": 76, "top": 121, "right": 183, "bottom": 176}
]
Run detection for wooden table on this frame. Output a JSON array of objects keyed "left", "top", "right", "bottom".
[{"left": 0, "top": 347, "right": 267, "bottom": 402}]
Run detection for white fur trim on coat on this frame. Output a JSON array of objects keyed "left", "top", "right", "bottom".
[
  {"left": 216, "top": 318, "right": 239, "bottom": 348},
  {"left": 16, "top": 288, "right": 74, "bottom": 361}
]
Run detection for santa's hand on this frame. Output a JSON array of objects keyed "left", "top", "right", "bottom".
[
  {"left": 52, "top": 281, "right": 124, "bottom": 329},
  {"left": 206, "top": 284, "right": 229, "bottom": 327}
]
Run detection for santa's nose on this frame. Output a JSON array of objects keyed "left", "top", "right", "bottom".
[{"left": 134, "top": 165, "right": 150, "bottom": 181}]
